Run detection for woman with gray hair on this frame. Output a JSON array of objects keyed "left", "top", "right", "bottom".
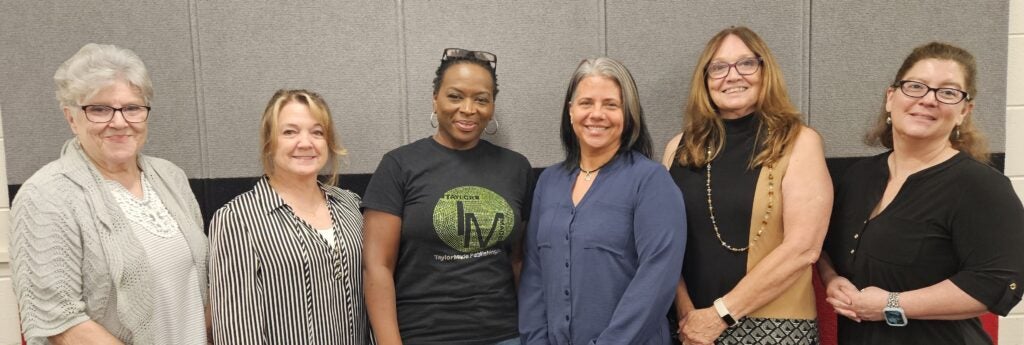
[
  {"left": 9, "top": 43, "right": 208, "bottom": 344},
  {"left": 519, "top": 57, "right": 686, "bottom": 344}
]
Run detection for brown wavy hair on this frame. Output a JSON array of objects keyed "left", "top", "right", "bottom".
[
  {"left": 260, "top": 89, "right": 347, "bottom": 186},
  {"left": 676, "top": 26, "right": 802, "bottom": 168},
  {"left": 864, "top": 42, "right": 988, "bottom": 163}
]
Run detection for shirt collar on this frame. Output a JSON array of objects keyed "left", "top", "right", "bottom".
[{"left": 253, "top": 176, "right": 344, "bottom": 215}]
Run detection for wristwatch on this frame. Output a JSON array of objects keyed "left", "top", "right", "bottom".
[
  {"left": 883, "top": 291, "right": 908, "bottom": 327},
  {"left": 713, "top": 297, "right": 738, "bottom": 327}
]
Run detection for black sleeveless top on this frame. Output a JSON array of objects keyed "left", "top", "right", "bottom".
[{"left": 669, "top": 113, "right": 762, "bottom": 308}]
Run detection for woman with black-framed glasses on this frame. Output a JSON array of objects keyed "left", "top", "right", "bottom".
[
  {"left": 662, "top": 26, "right": 832, "bottom": 344},
  {"left": 362, "top": 48, "right": 531, "bottom": 345},
  {"left": 817, "top": 42, "right": 1024, "bottom": 345},
  {"left": 10, "top": 43, "right": 209, "bottom": 345}
]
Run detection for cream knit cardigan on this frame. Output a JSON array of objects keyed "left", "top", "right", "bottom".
[{"left": 9, "top": 138, "right": 209, "bottom": 344}]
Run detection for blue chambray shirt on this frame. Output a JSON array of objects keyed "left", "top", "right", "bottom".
[{"left": 519, "top": 151, "right": 687, "bottom": 345}]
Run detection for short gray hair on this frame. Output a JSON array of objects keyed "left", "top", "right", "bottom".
[{"left": 54, "top": 43, "right": 152, "bottom": 108}]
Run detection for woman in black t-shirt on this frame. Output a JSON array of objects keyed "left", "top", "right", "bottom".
[
  {"left": 362, "top": 48, "right": 531, "bottom": 345},
  {"left": 817, "top": 42, "right": 1024, "bottom": 345}
]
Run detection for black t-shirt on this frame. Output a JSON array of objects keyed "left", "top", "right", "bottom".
[
  {"left": 362, "top": 137, "right": 532, "bottom": 345},
  {"left": 825, "top": 152, "right": 1024, "bottom": 345}
]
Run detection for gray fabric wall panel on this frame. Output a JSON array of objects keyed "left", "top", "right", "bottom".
[
  {"left": 194, "top": 1, "right": 401, "bottom": 178},
  {"left": 402, "top": 0, "right": 603, "bottom": 168},
  {"left": 0, "top": 1, "right": 1009, "bottom": 183},
  {"left": 810, "top": 0, "right": 1008, "bottom": 158},
  {"left": 0, "top": 0, "right": 202, "bottom": 183},
  {"left": 606, "top": 1, "right": 809, "bottom": 160}
]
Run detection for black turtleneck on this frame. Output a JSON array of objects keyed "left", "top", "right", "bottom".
[{"left": 669, "top": 113, "right": 763, "bottom": 308}]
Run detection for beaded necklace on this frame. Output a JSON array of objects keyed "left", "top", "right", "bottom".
[{"left": 704, "top": 146, "right": 775, "bottom": 252}]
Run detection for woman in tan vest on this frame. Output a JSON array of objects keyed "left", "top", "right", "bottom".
[{"left": 661, "top": 26, "right": 832, "bottom": 345}]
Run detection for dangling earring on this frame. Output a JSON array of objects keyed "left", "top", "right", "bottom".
[
  {"left": 886, "top": 116, "right": 892, "bottom": 125},
  {"left": 485, "top": 116, "right": 499, "bottom": 135},
  {"left": 429, "top": 112, "right": 438, "bottom": 128},
  {"left": 569, "top": 113, "right": 574, "bottom": 125},
  {"left": 954, "top": 125, "right": 961, "bottom": 141}
]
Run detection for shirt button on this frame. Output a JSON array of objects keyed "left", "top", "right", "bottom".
[
  {"left": 564, "top": 289, "right": 570, "bottom": 295},
  {"left": 565, "top": 261, "right": 569, "bottom": 268},
  {"left": 565, "top": 315, "right": 570, "bottom": 321},
  {"left": 1011, "top": 282, "right": 1017, "bottom": 290},
  {"left": 850, "top": 249, "right": 856, "bottom": 254},
  {"left": 565, "top": 234, "right": 569, "bottom": 241},
  {"left": 853, "top": 233, "right": 859, "bottom": 239},
  {"left": 863, "top": 219, "right": 868, "bottom": 224}
]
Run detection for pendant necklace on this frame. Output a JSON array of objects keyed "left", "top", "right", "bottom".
[{"left": 580, "top": 159, "right": 611, "bottom": 182}]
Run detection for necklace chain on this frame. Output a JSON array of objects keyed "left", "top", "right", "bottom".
[
  {"left": 580, "top": 159, "right": 611, "bottom": 182},
  {"left": 705, "top": 146, "right": 775, "bottom": 252}
]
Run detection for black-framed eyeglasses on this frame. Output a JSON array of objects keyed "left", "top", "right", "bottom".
[
  {"left": 79, "top": 105, "right": 151, "bottom": 123},
  {"left": 893, "top": 80, "right": 970, "bottom": 105},
  {"left": 705, "top": 56, "right": 762, "bottom": 79},
  {"left": 442, "top": 48, "right": 497, "bottom": 69}
]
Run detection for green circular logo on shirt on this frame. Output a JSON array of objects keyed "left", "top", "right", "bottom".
[{"left": 433, "top": 186, "right": 514, "bottom": 253}]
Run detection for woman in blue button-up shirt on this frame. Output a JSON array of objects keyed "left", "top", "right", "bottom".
[{"left": 519, "top": 57, "right": 687, "bottom": 345}]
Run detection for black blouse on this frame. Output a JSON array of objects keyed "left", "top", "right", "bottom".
[{"left": 825, "top": 152, "right": 1024, "bottom": 345}]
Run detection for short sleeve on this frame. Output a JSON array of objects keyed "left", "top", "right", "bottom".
[
  {"left": 361, "top": 153, "right": 406, "bottom": 216},
  {"left": 9, "top": 182, "right": 92, "bottom": 339},
  {"left": 948, "top": 173, "right": 1024, "bottom": 315},
  {"left": 520, "top": 160, "right": 536, "bottom": 223}
]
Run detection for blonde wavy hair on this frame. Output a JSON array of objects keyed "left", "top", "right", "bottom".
[{"left": 259, "top": 89, "right": 347, "bottom": 186}]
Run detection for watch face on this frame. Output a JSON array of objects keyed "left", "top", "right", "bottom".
[{"left": 883, "top": 308, "right": 907, "bottom": 327}]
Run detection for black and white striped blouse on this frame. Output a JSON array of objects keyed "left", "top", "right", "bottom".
[{"left": 210, "top": 177, "right": 372, "bottom": 344}]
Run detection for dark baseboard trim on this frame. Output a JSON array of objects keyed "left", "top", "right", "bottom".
[{"left": 7, "top": 153, "right": 1006, "bottom": 231}]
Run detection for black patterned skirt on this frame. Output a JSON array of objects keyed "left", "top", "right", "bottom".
[{"left": 716, "top": 317, "right": 818, "bottom": 345}]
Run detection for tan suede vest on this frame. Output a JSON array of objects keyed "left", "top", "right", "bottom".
[{"left": 745, "top": 145, "right": 817, "bottom": 320}]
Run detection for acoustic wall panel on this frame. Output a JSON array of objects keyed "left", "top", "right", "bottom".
[
  {"left": 607, "top": 1, "right": 809, "bottom": 160},
  {"left": 0, "top": 1, "right": 1011, "bottom": 184},
  {"left": 403, "top": 0, "right": 603, "bottom": 168},
  {"left": 810, "top": 0, "right": 1008, "bottom": 157},
  {"left": 195, "top": 1, "right": 402, "bottom": 177},
  {"left": 0, "top": 0, "right": 202, "bottom": 183}
]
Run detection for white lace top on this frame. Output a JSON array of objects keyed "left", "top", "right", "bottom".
[{"left": 105, "top": 174, "right": 207, "bottom": 345}]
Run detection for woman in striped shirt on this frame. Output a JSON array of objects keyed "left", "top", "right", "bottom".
[{"left": 209, "top": 89, "right": 372, "bottom": 344}]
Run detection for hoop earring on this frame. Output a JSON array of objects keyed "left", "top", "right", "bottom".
[
  {"left": 429, "top": 112, "right": 438, "bottom": 128},
  {"left": 886, "top": 116, "right": 892, "bottom": 125},
  {"left": 485, "top": 116, "right": 499, "bottom": 135}
]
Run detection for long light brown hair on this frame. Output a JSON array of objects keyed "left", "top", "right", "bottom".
[
  {"left": 864, "top": 42, "right": 988, "bottom": 163},
  {"left": 259, "top": 89, "right": 347, "bottom": 186},
  {"left": 677, "top": 26, "right": 802, "bottom": 168}
]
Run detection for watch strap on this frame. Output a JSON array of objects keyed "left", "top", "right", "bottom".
[
  {"left": 713, "top": 297, "right": 737, "bottom": 327},
  {"left": 886, "top": 292, "right": 901, "bottom": 309}
]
